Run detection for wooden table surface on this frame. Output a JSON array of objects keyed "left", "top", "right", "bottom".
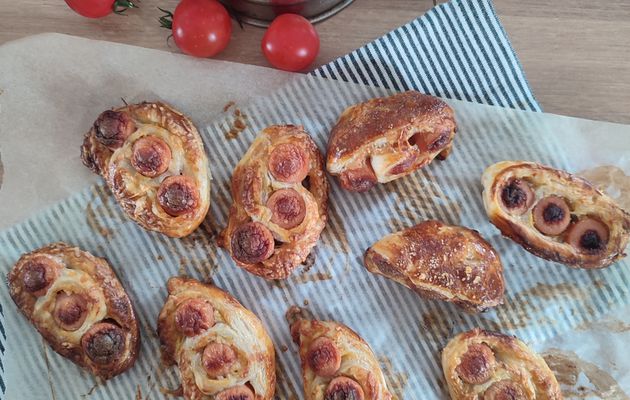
[{"left": 2, "top": 0, "right": 629, "bottom": 124}]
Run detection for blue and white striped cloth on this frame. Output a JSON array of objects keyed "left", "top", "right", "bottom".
[
  {"left": 0, "top": 0, "right": 539, "bottom": 398},
  {"left": 314, "top": 0, "right": 540, "bottom": 112}
]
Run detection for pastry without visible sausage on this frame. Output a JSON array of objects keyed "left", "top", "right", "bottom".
[
  {"left": 286, "top": 307, "right": 393, "bottom": 400},
  {"left": 482, "top": 161, "right": 630, "bottom": 269},
  {"left": 157, "top": 277, "right": 275, "bottom": 400},
  {"left": 219, "top": 125, "right": 328, "bottom": 280},
  {"left": 364, "top": 220, "right": 504, "bottom": 312},
  {"left": 81, "top": 101, "right": 210, "bottom": 238},
  {"left": 442, "top": 329, "right": 562, "bottom": 400},
  {"left": 326, "top": 91, "right": 457, "bottom": 192},
  {"left": 7, "top": 243, "right": 139, "bottom": 380}
]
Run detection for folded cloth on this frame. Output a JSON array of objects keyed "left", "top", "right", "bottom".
[{"left": 314, "top": 0, "right": 541, "bottom": 112}]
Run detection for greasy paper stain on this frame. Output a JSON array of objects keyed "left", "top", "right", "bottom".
[
  {"left": 579, "top": 165, "right": 630, "bottom": 212},
  {"left": 578, "top": 317, "right": 630, "bottom": 333},
  {"left": 85, "top": 202, "right": 113, "bottom": 238},
  {"left": 543, "top": 349, "right": 630, "bottom": 399},
  {"left": 478, "top": 281, "right": 600, "bottom": 331},
  {"left": 80, "top": 383, "right": 99, "bottom": 398},
  {"left": 223, "top": 100, "right": 235, "bottom": 112},
  {"left": 414, "top": 281, "right": 602, "bottom": 337},
  {"left": 290, "top": 271, "right": 333, "bottom": 284},
  {"left": 157, "top": 216, "right": 218, "bottom": 283},
  {"left": 385, "top": 173, "right": 462, "bottom": 225},
  {"left": 84, "top": 184, "right": 127, "bottom": 238},
  {"left": 181, "top": 214, "right": 219, "bottom": 247},
  {"left": 275, "top": 359, "right": 299, "bottom": 400},
  {"left": 420, "top": 310, "right": 453, "bottom": 339},
  {"left": 378, "top": 356, "right": 408, "bottom": 400},
  {"left": 224, "top": 107, "right": 248, "bottom": 140},
  {"left": 327, "top": 203, "right": 350, "bottom": 254},
  {"left": 177, "top": 255, "right": 216, "bottom": 283}
]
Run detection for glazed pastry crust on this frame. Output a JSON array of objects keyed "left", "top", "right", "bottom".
[
  {"left": 287, "top": 307, "right": 393, "bottom": 400},
  {"left": 482, "top": 161, "right": 630, "bottom": 269},
  {"left": 364, "top": 220, "right": 504, "bottom": 312},
  {"left": 219, "top": 125, "right": 328, "bottom": 279},
  {"left": 442, "top": 329, "right": 562, "bottom": 400},
  {"left": 7, "top": 242, "right": 139, "bottom": 380},
  {"left": 157, "top": 277, "right": 275, "bottom": 400},
  {"left": 326, "top": 91, "right": 456, "bottom": 191},
  {"left": 81, "top": 101, "right": 210, "bottom": 238}
]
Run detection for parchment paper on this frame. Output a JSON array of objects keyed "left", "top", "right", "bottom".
[
  {"left": 0, "top": 33, "right": 294, "bottom": 229},
  {"left": 1, "top": 34, "right": 629, "bottom": 400}
]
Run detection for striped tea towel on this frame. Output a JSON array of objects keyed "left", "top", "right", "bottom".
[{"left": 314, "top": 0, "right": 541, "bottom": 112}]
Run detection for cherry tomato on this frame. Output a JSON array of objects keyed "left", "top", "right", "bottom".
[
  {"left": 65, "top": 0, "right": 117, "bottom": 18},
  {"left": 172, "top": 0, "right": 232, "bottom": 58},
  {"left": 262, "top": 14, "right": 320, "bottom": 72}
]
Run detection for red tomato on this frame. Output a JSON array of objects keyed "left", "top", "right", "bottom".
[
  {"left": 65, "top": 0, "right": 116, "bottom": 18},
  {"left": 172, "top": 0, "right": 232, "bottom": 58},
  {"left": 262, "top": 14, "right": 320, "bottom": 72}
]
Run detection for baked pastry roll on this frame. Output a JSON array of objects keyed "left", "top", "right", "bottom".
[
  {"left": 81, "top": 101, "right": 210, "bottom": 238},
  {"left": 7, "top": 242, "right": 139, "bottom": 380},
  {"left": 286, "top": 307, "right": 393, "bottom": 400},
  {"left": 219, "top": 125, "right": 328, "bottom": 279},
  {"left": 482, "top": 161, "right": 630, "bottom": 269},
  {"left": 157, "top": 277, "right": 275, "bottom": 400},
  {"left": 364, "top": 220, "right": 504, "bottom": 312},
  {"left": 326, "top": 90, "right": 457, "bottom": 192},
  {"left": 442, "top": 329, "right": 562, "bottom": 400}
]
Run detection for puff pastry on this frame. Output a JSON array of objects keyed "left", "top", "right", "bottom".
[
  {"left": 81, "top": 101, "right": 210, "bottom": 238},
  {"left": 442, "top": 329, "right": 562, "bottom": 400},
  {"left": 7, "top": 242, "right": 139, "bottom": 380},
  {"left": 287, "top": 307, "right": 393, "bottom": 400},
  {"left": 364, "top": 220, "right": 504, "bottom": 312},
  {"left": 326, "top": 90, "right": 457, "bottom": 192},
  {"left": 482, "top": 161, "right": 630, "bottom": 269},
  {"left": 219, "top": 125, "right": 328, "bottom": 279},
  {"left": 157, "top": 277, "right": 275, "bottom": 400}
]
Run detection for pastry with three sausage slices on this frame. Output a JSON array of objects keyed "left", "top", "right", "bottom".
[
  {"left": 482, "top": 161, "right": 630, "bottom": 269},
  {"left": 81, "top": 101, "right": 210, "bottom": 238},
  {"left": 326, "top": 90, "right": 457, "bottom": 192},
  {"left": 7, "top": 242, "right": 139, "bottom": 380},
  {"left": 442, "top": 329, "right": 562, "bottom": 400},
  {"left": 157, "top": 277, "right": 276, "bottom": 400},
  {"left": 219, "top": 125, "right": 328, "bottom": 280},
  {"left": 363, "top": 220, "right": 505, "bottom": 313},
  {"left": 286, "top": 306, "right": 393, "bottom": 400}
]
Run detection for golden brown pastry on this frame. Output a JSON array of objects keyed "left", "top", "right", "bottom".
[
  {"left": 286, "top": 307, "right": 393, "bottom": 400},
  {"left": 158, "top": 277, "right": 275, "bottom": 400},
  {"left": 442, "top": 329, "right": 562, "bottom": 400},
  {"left": 7, "top": 242, "right": 139, "bottom": 380},
  {"left": 482, "top": 161, "right": 630, "bottom": 269},
  {"left": 326, "top": 90, "right": 457, "bottom": 192},
  {"left": 364, "top": 220, "right": 504, "bottom": 312},
  {"left": 81, "top": 101, "right": 210, "bottom": 238},
  {"left": 218, "top": 125, "right": 328, "bottom": 280}
]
